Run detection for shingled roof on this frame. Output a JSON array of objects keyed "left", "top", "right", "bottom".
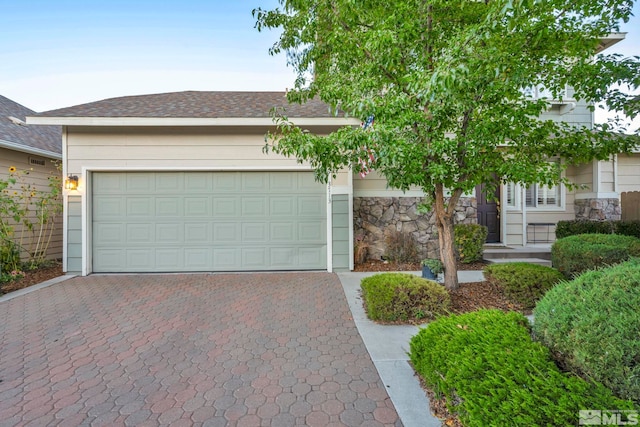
[
  {"left": 0, "top": 95, "right": 61, "bottom": 157},
  {"left": 34, "top": 91, "right": 339, "bottom": 119}
]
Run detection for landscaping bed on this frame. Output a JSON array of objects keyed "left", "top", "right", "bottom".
[{"left": 0, "top": 261, "right": 63, "bottom": 295}]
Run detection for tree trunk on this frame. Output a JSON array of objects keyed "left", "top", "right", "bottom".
[{"left": 434, "top": 184, "right": 460, "bottom": 290}]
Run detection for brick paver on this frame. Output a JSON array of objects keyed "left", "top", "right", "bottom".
[{"left": 0, "top": 273, "right": 401, "bottom": 426}]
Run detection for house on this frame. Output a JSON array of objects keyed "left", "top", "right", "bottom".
[
  {"left": 0, "top": 95, "right": 63, "bottom": 262},
  {"left": 28, "top": 92, "right": 360, "bottom": 275},
  {"left": 27, "top": 37, "right": 638, "bottom": 275}
]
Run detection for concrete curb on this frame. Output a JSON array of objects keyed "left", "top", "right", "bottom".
[{"left": 0, "top": 274, "right": 76, "bottom": 303}]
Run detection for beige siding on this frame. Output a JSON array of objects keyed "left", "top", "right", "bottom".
[
  {"left": 0, "top": 147, "right": 63, "bottom": 261},
  {"left": 506, "top": 211, "right": 523, "bottom": 245},
  {"left": 353, "top": 170, "right": 423, "bottom": 196},
  {"left": 599, "top": 158, "right": 615, "bottom": 192},
  {"left": 66, "top": 127, "right": 313, "bottom": 174},
  {"left": 618, "top": 153, "right": 640, "bottom": 193}
]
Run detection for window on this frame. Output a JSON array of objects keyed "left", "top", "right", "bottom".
[
  {"left": 505, "top": 182, "right": 518, "bottom": 208},
  {"left": 525, "top": 183, "right": 561, "bottom": 208}
]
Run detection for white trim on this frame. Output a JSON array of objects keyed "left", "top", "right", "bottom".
[
  {"left": 354, "top": 190, "right": 426, "bottom": 198},
  {"left": 500, "top": 184, "right": 507, "bottom": 244},
  {"left": 348, "top": 172, "right": 354, "bottom": 271},
  {"left": 62, "top": 128, "right": 68, "bottom": 273},
  {"left": 593, "top": 160, "right": 600, "bottom": 194},
  {"left": 613, "top": 154, "right": 619, "bottom": 194},
  {"left": 0, "top": 138, "right": 61, "bottom": 159},
  {"left": 521, "top": 186, "right": 527, "bottom": 245},
  {"left": 326, "top": 178, "right": 333, "bottom": 273},
  {"left": 79, "top": 166, "right": 330, "bottom": 276},
  {"left": 27, "top": 116, "right": 361, "bottom": 127}
]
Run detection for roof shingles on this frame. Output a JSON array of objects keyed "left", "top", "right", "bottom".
[
  {"left": 34, "top": 91, "right": 339, "bottom": 119},
  {"left": 0, "top": 95, "right": 61, "bottom": 156}
]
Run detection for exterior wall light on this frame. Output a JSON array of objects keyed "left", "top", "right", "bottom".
[{"left": 65, "top": 175, "right": 79, "bottom": 191}]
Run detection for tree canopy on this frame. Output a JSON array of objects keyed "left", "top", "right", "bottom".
[{"left": 254, "top": 0, "right": 640, "bottom": 288}]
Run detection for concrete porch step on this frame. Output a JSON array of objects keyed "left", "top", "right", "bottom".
[
  {"left": 485, "top": 258, "right": 552, "bottom": 267},
  {"left": 483, "top": 246, "right": 552, "bottom": 261}
]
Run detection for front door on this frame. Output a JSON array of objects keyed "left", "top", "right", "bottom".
[{"left": 476, "top": 183, "right": 500, "bottom": 243}]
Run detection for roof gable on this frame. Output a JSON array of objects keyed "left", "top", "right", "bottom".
[{"left": 0, "top": 95, "right": 61, "bottom": 157}]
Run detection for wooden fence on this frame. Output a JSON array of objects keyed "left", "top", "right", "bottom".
[{"left": 621, "top": 191, "right": 640, "bottom": 221}]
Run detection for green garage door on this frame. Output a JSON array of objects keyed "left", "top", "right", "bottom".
[{"left": 92, "top": 171, "right": 327, "bottom": 272}]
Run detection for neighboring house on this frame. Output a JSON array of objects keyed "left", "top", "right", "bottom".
[
  {"left": 0, "top": 95, "right": 62, "bottom": 262},
  {"left": 27, "top": 37, "right": 639, "bottom": 275}
]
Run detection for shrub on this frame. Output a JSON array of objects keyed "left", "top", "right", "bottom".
[
  {"left": 410, "top": 310, "right": 634, "bottom": 427},
  {"left": 454, "top": 224, "right": 488, "bottom": 264},
  {"left": 533, "top": 259, "right": 640, "bottom": 403},
  {"left": 556, "top": 219, "right": 640, "bottom": 239},
  {"left": 484, "top": 262, "right": 564, "bottom": 310},
  {"left": 360, "top": 273, "right": 450, "bottom": 322},
  {"left": 384, "top": 229, "right": 419, "bottom": 263},
  {"left": 556, "top": 219, "right": 615, "bottom": 239},
  {"left": 551, "top": 233, "right": 640, "bottom": 278},
  {"left": 615, "top": 220, "right": 640, "bottom": 239}
]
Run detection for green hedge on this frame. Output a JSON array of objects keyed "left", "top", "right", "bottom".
[
  {"left": 533, "top": 259, "right": 640, "bottom": 403},
  {"left": 484, "top": 262, "right": 564, "bottom": 310},
  {"left": 556, "top": 219, "right": 640, "bottom": 239},
  {"left": 454, "top": 224, "right": 488, "bottom": 264},
  {"left": 360, "top": 273, "right": 450, "bottom": 322},
  {"left": 551, "top": 234, "right": 640, "bottom": 278},
  {"left": 410, "top": 310, "right": 634, "bottom": 427}
]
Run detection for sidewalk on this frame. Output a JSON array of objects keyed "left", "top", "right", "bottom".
[{"left": 337, "top": 270, "right": 485, "bottom": 427}]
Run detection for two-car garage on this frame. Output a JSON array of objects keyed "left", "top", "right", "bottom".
[{"left": 91, "top": 171, "right": 327, "bottom": 273}]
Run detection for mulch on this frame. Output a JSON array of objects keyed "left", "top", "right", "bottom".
[{"left": 0, "top": 262, "right": 63, "bottom": 295}]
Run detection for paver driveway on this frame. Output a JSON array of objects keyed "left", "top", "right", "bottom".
[{"left": 0, "top": 273, "right": 401, "bottom": 426}]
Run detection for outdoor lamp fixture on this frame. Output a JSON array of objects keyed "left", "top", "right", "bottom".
[{"left": 65, "top": 175, "right": 79, "bottom": 191}]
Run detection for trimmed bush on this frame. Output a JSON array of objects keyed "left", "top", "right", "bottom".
[
  {"left": 454, "top": 224, "right": 488, "bottom": 264},
  {"left": 556, "top": 219, "right": 640, "bottom": 239},
  {"left": 360, "top": 273, "right": 450, "bottom": 322},
  {"left": 533, "top": 259, "right": 640, "bottom": 403},
  {"left": 551, "top": 233, "right": 640, "bottom": 278},
  {"left": 484, "top": 262, "right": 564, "bottom": 310},
  {"left": 410, "top": 310, "right": 634, "bottom": 427}
]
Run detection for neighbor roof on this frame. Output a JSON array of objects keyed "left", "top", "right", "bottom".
[{"left": 0, "top": 95, "right": 61, "bottom": 157}]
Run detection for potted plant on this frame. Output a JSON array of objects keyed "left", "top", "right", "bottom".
[{"left": 421, "top": 258, "right": 443, "bottom": 280}]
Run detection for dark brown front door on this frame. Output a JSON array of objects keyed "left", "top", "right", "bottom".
[{"left": 476, "top": 183, "right": 500, "bottom": 243}]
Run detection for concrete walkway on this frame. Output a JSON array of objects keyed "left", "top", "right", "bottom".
[{"left": 338, "top": 270, "right": 485, "bottom": 427}]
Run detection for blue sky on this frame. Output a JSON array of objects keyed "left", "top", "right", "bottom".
[{"left": 0, "top": 0, "right": 638, "bottom": 129}]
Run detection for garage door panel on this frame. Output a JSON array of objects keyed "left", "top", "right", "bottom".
[
  {"left": 127, "top": 197, "right": 154, "bottom": 216},
  {"left": 242, "top": 248, "right": 268, "bottom": 268},
  {"left": 213, "top": 198, "right": 238, "bottom": 216},
  {"left": 93, "top": 197, "right": 124, "bottom": 219},
  {"left": 184, "top": 197, "right": 209, "bottom": 216},
  {"left": 126, "top": 249, "right": 153, "bottom": 269},
  {"left": 213, "top": 223, "right": 239, "bottom": 241},
  {"left": 212, "top": 248, "right": 241, "bottom": 269},
  {"left": 241, "top": 197, "right": 267, "bottom": 216},
  {"left": 242, "top": 223, "right": 267, "bottom": 242},
  {"left": 185, "top": 223, "right": 210, "bottom": 242},
  {"left": 156, "top": 223, "right": 181, "bottom": 242},
  {"left": 94, "top": 223, "right": 124, "bottom": 243},
  {"left": 93, "top": 171, "right": 327, "bottom": 272},
  {"left": 298, "top": 196, "right": 324, "bottom": 216},
  {"left": 128, "top": 174, "right": 155, "bottom": 192},
  {"left": 126, "top": 223, "right": 154, "bottom": 243},
  {"left": 271, "top": 223, "right": 295, "bottom": 241}
]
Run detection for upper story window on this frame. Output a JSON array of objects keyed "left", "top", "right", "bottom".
[{"left": 521, "top": 85, "right": 570, "bottom": 101}]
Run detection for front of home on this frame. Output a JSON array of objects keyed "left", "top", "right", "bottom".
[{"left": 28, "top": 85, "right": 639, "bottom": 276}]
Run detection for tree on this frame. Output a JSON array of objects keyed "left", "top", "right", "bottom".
[{"left": 254, "top": 0, "right": 640, "bottom": 289}]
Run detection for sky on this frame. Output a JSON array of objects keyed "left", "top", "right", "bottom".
[{"left": 0, "top": 0, "right": 638, "bottom": 129}]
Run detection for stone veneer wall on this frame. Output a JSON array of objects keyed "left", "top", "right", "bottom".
[
  {"left": 574, "top": 198, "right": 621, "bottom": 221},
  {"left": 354, "top": 196, "right": 477, "bottom": 261}
]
